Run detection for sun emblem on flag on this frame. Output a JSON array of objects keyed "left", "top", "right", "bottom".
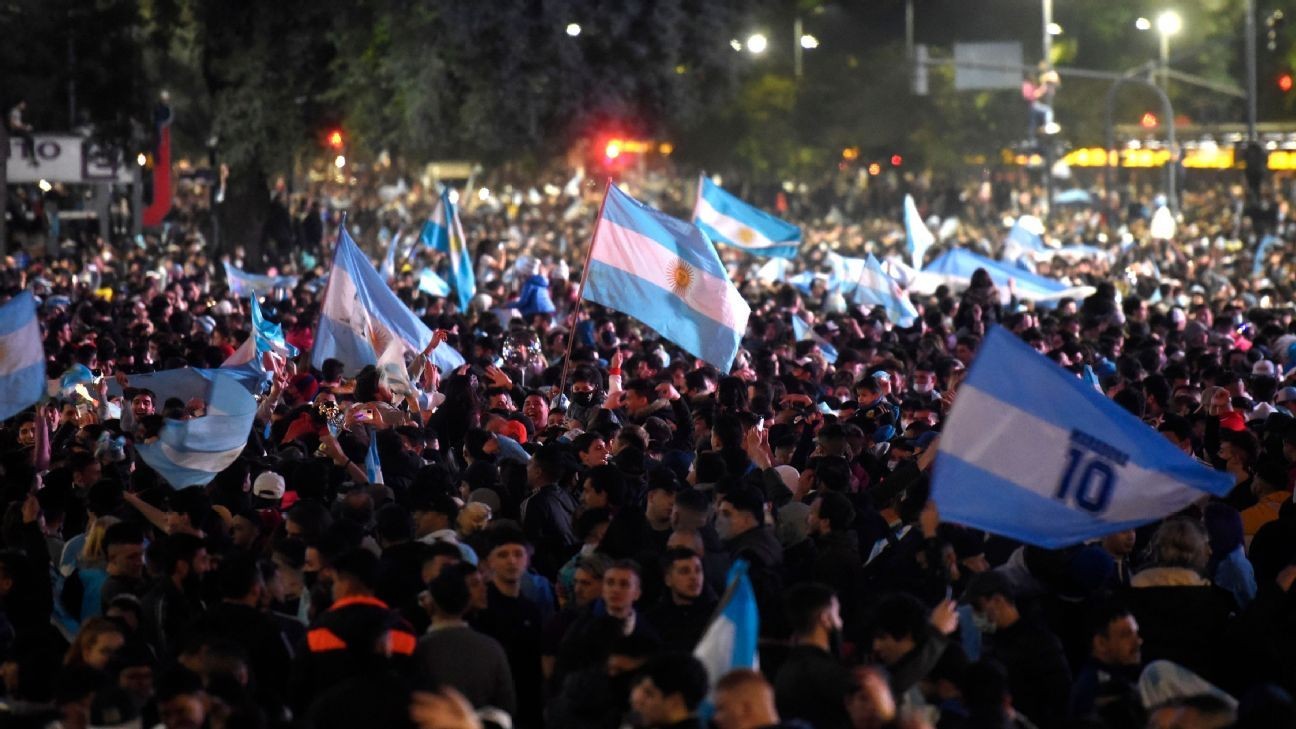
[
  {"left": 668, "top": 259, "right": 695, "bottom": 296},
  {"left": 736, "top": 227, "right": 756, "bottom": 244}
]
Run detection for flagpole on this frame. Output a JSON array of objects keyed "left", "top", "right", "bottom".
[{"left": 555, "top": 178, "right": 612, "bottom": 400}]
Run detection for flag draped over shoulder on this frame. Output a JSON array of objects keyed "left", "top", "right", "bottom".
[
  {"left": 420, "top": 190, "right": 476, "bottom": 311},
  {"left": 933, "top": 326, "right": 1233, "bottom": 548},
  {"left": 693, "top": 176, "right": 801, "bottom": 258},
  {"left": 0, "top": 292, "right": 45, "bottom": 420},
  {"left": 134, "top": 370, "right": 258, "bottom": 489},
  {"left": 582, "top": 185, "right": 751, "bottom": 372}
]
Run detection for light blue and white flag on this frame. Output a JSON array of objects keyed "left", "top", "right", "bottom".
[
  {"left": 853, "top": 253, "right": 919, "bottom": 327},
  {"left": 223, "top": 296, "right": 299, "bottom": 368},
  {"left": 420, "top": 189, "right": 476, "bottom": 311},
  {"left": 379, "top": 227, "right": 404, "bottom": 281},
  {"left": 313, "top": 225, "right": 435, "bottom": 376},
  {"left": 827, "top": 252, "right": 868, "bottom": 294},
  {"left": 364, "top": 426, "right": 385, "bottom": 485},
  {"left": 55, "top": 363, "right": 97, "bottom": 400},
  {"left": 223, "top": 261, "right": 298, "bottom": 298},
  {"left": 904, "top": 194, "right": 935, "bottom": 271},
  {"left": 1254, "top": 234, "right": 1281, "bottom": 276},
  {"left": 754, "top": 257, "right": 792, "bottom": 284},
  {"left": 693, "top": 176, "right": 801, "bottom": 258},
  {"left": 418, "top": 268, "right": 452, "bottom": 298},
  {"left": 583, "top": 185, "right": 751, "bottom": 371},
  {"left": 1002, "top": 215, "right": 1048, "bottom": 268},
  {"left": 917, "top": 248, "right": 1094, "bottom": 306},
  {"left": 694, "top": 559, "right": 759, "bottom": 695},
  {"left": 790, "top": 315, "right": 838, "bottom": 364},
  {"left": 0, "top": 292, "right": 45, "bottom": 420},
  {"left": 933, "top": 326, "right": 1233, "bottom": 548},
  {"left": 135, "top": 370, "right": 257, "bottom": 489}
]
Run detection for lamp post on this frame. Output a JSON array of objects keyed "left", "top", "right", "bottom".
[{"left": 1155, "top": 10, "right": 1182, "bottom": 91}]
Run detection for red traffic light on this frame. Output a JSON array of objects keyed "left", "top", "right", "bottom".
[
  {"left": 1280, "top": 73, "right": 1294, "bottom": 92},
  {"left": 604, "top": 139, "right": 623, "bottom": 159},
  {"left": 890, "top": 154, "right": 903, "bottom": 167},
  {"left": 327, "top": 130, "right": 345, "bottom": 150},
  {"left": 1140, "top": 112, "right": 1158, "bottom": 129}
]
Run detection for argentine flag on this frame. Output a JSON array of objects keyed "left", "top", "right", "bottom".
[
  {"left": 583, "top": 185, "right": 751, "bottom": 372},
  {"left": 904, "top": 194, "right": 935, "bottom": 271},
  {"left": 854, "top": 254, "right": 919, "bottom": 327},
  {"left": 933, "top": 327, "right": 1233, "bottom": 548},
  {"left": 694, "top": 560, "right": 759, "bottom": 698},
  {"left": 364, "top": 426, "right": 385, "bottom": 485},
  {"left": 223, "top": 261, "right": 298, "bottom": 298},
  {"left": 694, "top": 176, "right": 801, "bottom": 258},
  {"left": 223, "top": 296, "right": 299, "bottom": 368},
  {"left": 0, "top": 292, "right": 45, "bottom": 420},
  {"left": 418, "top": 268, "right": 452, "bottom": 298},
  {"left": 1001, "top": 215, "right": 1048, "bottom": 269},
  {"left": 420, "top": 189, "right": 476, "bottom": 311},
  {"left": 790, "top": 315, "right": 838, "bottom": 364},
  {"left": 135, "top": 370, "right": 257, "bottom": 489},
  {"left": 313, "top": 225, "right": 435, "bottom": 377}
]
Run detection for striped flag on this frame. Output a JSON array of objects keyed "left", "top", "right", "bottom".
[
  {"left": 790, "top": 315, "right": 839, "bottom": 364},
  {"left": 364, "top": 426, "right": 385, "bottom": 485},
  {"left": 135, "top": 371, "right": 257, "bottom": 489},
  {"left": 694, "top": 560, "right": 759, "bottom": 701},
  {"left": 420, "top": 189, "right": 476, "bottom": 311},
  {"left": 904, "top": 194, "right": 935, "bottom": 271},
  {"left": 693, "top": 176, "right": 801, "bottom": 258},
  {"left": 0, "top": 292, "right": 45, "bottom": 420}
]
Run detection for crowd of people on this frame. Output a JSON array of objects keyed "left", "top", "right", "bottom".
[{"left": 1, "top": 161, "right": 1296, "bottom": 729}]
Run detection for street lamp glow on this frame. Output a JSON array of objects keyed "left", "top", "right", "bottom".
[
  {"left": 1135, "top": 17, "right": 1152, "bottom": 31},
  {"left": 565, "top": 23, "right": 581, "bottom": 37},
  {"left": 729, "top": 39, "right": 742, "bottom": 51},
  {"left": 1046, "top": 22, "right": 1062, "bottom": 36},
  {"left": 136, "top": 153, "right": 147, "bottom": 167},
  {"left": 334, "top": 155, "right": 346, "bottom": 169},
  {"left": 1156, "top": 11, "right": 1182, "bottom": 36},
  {"left": 745, "top": 33, "right": 767, "bottom": 54},
  {"left": 800, "top": 34, "right": 819, "bottom": 50}
]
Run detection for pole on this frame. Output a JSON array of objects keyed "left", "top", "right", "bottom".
[
  {"left": 905, "top": 0, "right": 914, "bottom": 59},
  {"left": 793, "top": 16, "right": 804, "bottom": 79},
  {"left": 1104, "top": 76, "right": 1177, "bottom": 212},
  {"left": 1159, "top": 32, "right": 1170, "bottom": 92},
  {"left": 555, "top": 179, "right": 611, "bottom": 399},
  {"left": 1041, "top": 0, "right": 1053, "bottom": 65},
  {"left": 1043, "top": 140, "right": 1054, "bottom": 224},
  {"left": 1246, "top": 0, "right": 1258, "bottom": 142}
]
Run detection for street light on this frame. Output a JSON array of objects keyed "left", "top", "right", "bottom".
[
  {"left": 1135, "top": 17, "right": 1152, "bottom": 31},
  {"left": 745, "top": 33, "right": 767, "bottom": 54},
  {"left": 1155, "top": 11, "right": 1182, "bottom": 91},
  {"left": 565, "top": 23, "right": 581, "bottom": 37},
  {"left": 800, "top": 34, "right": 819, "bottom": 49},
  {"left": 1046, "top": 22, "right": 1062, "bottom": 36}
]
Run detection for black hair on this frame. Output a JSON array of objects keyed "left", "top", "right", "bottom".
[
  {"left": 427, "top": 562, "right": 475, "bottom": 616},
  {"left": 636, "top": 653, "right": 709, "bottom": 711},
  {"left": 331, "top": 548, "right": 380, "bottom": 591},
  {"left": 815, "top": 491, "right": 856, "bottom": 531},
  {"left": 872, "top": 592, "right": 929, "bottom": 642}
]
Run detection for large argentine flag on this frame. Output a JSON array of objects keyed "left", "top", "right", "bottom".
[
  {"left": 420, "top": 190, "right": 476, "bottom": 311},
  {"left": 917, "top": 248, "right": 1094, "bottom": 306},
  {"left": 224, "top": 262, "right": 298, "bottom": 298},
  {"left": 314, "top": 226, "right": 435, "bottom": 376},
  {"left": 135, "top": 371, "right": 257, "bottom": 489},
  {"left": 854, "top": 253, "right": 919, "bottom": 327},
  {"left": 584, "top": 185, "right": 751, "bottom": 372},
  {"left": 694, "top": 176, "right": 801, "bottom": 258},
  {"left": 904, "top": 194, "right": 935, "bottom": 270},
  {"left": 0, "top": 292, "right": 45, "bottom": 420},
  {"left": 694, "top": 560, "right": 759, "bottom": 689},
  {"left": 933, "top": 327, "right": 1232, "bottom": 548}
]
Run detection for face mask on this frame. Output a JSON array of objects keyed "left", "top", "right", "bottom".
[
  {"left": 572, "top": 392, "right": 597, "bottom": 407},
  {"left": 913, "top": 382, "right": 934, "bottom": 394},
  {"left": 972, "top": 610, "right": 996, "bottom": 635}
]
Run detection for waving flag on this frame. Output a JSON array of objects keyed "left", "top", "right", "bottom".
[
  {"left": 918, "top": 248, "right": 1094, "bottom": 306},
  {"left": 790, "top": 315, "right": 838, "bottom": 364},
  {"left": 420, "top": 190, "right": 476, "bottom": 310},
  {"left": 933, "top": 326, "right": 1233, "bottom": 548},
  {"left": 315, "top": 225, "right": 462, "bottom": 384},
  {"left": 1002, "top": 215, "right": 1048, "bottom": 269},
  {"left": 904, "top": 194, "right": 935, "bottom": 270},
  {"left": 1254, "top": 235, "right": 1280, "bottom": 276},
  {"left": 364, "top": 426, "right": 385, "bottom": 485},
  {"left": 583, "top": 185, "right": 751, "bottom": 371},
  {"left": 854, "top": 253, "right": 919, "bottom": 327},
  {"left": 379, "top": 227, "right": 404, "bottom": 281},
  {"left": 418, "top": 268, "right": 452, "bottom": 298},
  {"left": 694, "top": 560, "right": 759, "bottom": 699},
  {"left": 135, "top": 371, "right": 257, "bottom": 489},
  {"left": 223, "top": 296, "right": 299, "bottom": 368},
  {"left": 223, "top": 262, "right": 298, "bottom": 298},
  {"left": 0, "top": 292, "right": 45, "bottom": 420},
  {"left": 694, "top": 176, "right": 801, "bottom": 258}
]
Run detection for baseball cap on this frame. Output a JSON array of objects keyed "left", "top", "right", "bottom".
[
  {"left": 1276, "top": 386, "right": 1296, "bottom": 405},
  {"left": 1253, "top": 360, "right": 1278, "bottom": 377},
  {"left": 252, "top": 471, "right": 286, "bottom": 500}
]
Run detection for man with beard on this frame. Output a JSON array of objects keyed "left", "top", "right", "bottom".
[{"left": 773, "top": 583, "right": 853, "bottom": 729}]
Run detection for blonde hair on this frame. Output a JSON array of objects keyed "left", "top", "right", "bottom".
[
  {"left": 80, "top": 515, "right": 121, "bottom": 569},
  {"left": 457, "top": 502, "right": 492, "bottom": 535}
]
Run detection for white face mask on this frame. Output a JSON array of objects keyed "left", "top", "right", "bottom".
[
  {"left": 972, "top": 610, "right": 996, "bottom": 635},
  {"left": 913, "top": 382, "right": 934, "bottom": 394}
]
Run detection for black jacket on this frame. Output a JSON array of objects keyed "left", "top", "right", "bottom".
[
  {"left": 773, "top": 644, "right": 853, "bottom": 729},
  {"left": 520, "top": 483, "right": 578, "bottom": 578},
  {"left": 980, "top": 616, "right": 1072, "bottom": 729}
]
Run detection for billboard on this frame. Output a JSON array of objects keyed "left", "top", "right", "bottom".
[{"left": 6, "top": 135, "right": 136, "bottom": 184}]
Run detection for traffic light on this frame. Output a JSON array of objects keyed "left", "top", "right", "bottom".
[
  {"left": 1140, "top": 112, "right": 1158, "bottom": 129},
  {"left": 326, "top": 129, "right": 345, "bottom": 150},
  {"left": 890, "top": 154, "right": 903, "bottom": 167},
  {"left": 604, "top": 139, "right": 622, "bottom": 160},
  {"left": 1280, "top": 72, "right": 1293, "bottom": 93}
]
